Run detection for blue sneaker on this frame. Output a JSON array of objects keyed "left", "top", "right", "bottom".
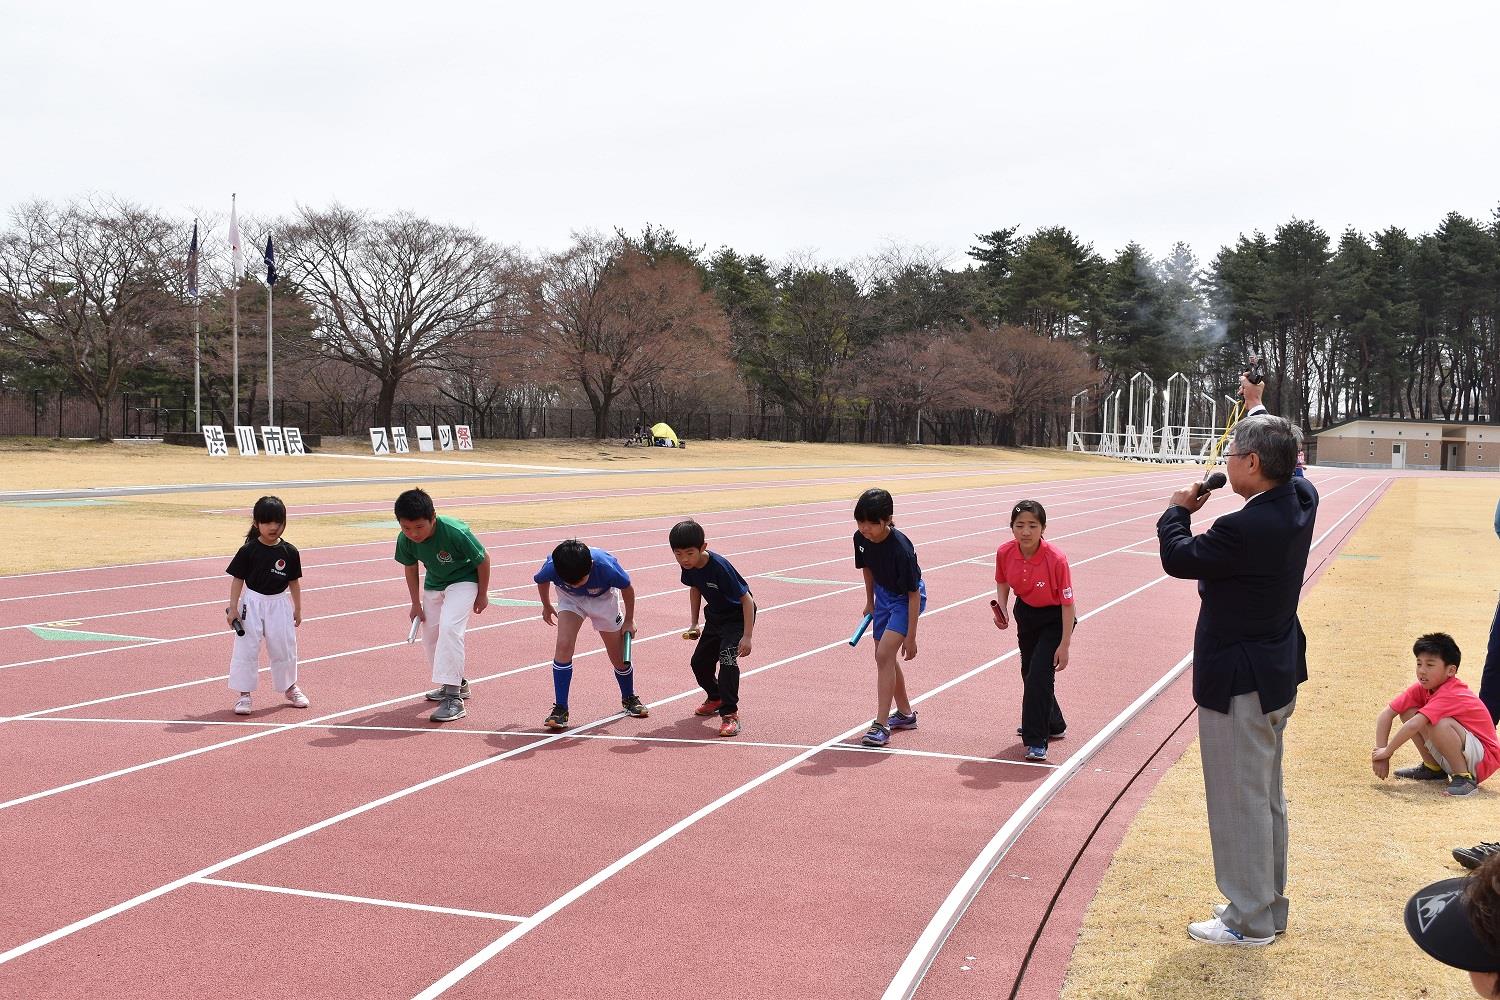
[
  {"left": 888, "top": 710, "right": 918, "bottom": 731},
  {"left": 1024, "top": 744, "right": 1048, "bottom": 762},
  {"left": 861, "top": 723, "right": 891, "bottom": 748}
]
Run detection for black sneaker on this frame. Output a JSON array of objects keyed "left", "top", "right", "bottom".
[
  {"left": 543, "top": 704, "right": 570, "bottom": 731},
  {"left": 425, "top": 679, "right": 472, "bottom": 702},
  {"left": 430, "top": 695, "right": 466, "bottom": 723},
  {"left": 1394, "top": 763, "right": 1447, "bottom": 780},
  {"left": 1453, "top": 842, "right": 1500, "bottom": 870},
  {"left": 621, "top": 695, "right": 650, "bottom": 719}
]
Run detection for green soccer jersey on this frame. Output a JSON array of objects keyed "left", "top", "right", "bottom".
[{"left": 395, "top": 515, "right": 487, "bottom": 591}]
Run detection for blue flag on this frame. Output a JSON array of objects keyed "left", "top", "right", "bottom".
[{"left": 264, "top": 234, "right": 277, "bottom": 286}]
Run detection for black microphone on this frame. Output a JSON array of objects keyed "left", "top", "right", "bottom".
[{"left": 1194, "top": 471, "right": 1227, "bottom": 498}]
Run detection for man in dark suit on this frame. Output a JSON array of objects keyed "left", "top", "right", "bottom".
[{"left": 1157, "top": 377, "right": 1318, "bottom": 946}]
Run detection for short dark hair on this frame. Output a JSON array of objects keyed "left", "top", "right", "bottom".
[
  {"left": 394, "top": 488, "right": 435, "bottom": 521},
  {"left": 552, "top": 539, "right": 593, "bottom": 584},
  {"left": 669, "top": 519, "right": 705, "bottom": 550},
  {"left": 854, "top": 488, "right": 894, "bottom": 523},
  {"left": 1471, "top": 853, "right": 1500, "bottom": 964},
  {"left": 1413, "top": 632, "right": 1461, "bottom": 668},
  {"left": 1010, "top": 499, "right": 1047, "bottom": 528}
]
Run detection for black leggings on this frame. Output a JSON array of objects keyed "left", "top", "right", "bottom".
[{"left": 1013, "top": 600, "right": 1067, "bottom": 746}]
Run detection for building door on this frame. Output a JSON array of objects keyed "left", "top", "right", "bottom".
[
  {"left": 1448, "top": 444, "right": 1459, "bottom": 470},
  {"left": 1391, "top": 442, "right": 1405, "bottom": 470}
]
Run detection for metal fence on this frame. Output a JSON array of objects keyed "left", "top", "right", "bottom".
[{"left": 0, "top": 389, "right": 1065, "bottom": 447}]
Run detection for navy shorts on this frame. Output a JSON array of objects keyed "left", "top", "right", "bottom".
[{"left": 873, "top": 580, "right": 926, "bottom": 641}]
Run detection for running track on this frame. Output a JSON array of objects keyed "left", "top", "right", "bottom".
[{"left": 0, "top": 465, "right": 1391, "bottom": 998}]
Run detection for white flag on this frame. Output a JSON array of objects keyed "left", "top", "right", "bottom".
[{"left": 228, "top": 195, "right": 242, "bottom": 279}]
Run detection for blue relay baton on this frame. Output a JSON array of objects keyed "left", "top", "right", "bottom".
[{"left": 849, "top": 612, "right": 873, "bottom": 647}]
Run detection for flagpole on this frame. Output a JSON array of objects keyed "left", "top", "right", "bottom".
[
  {"left": 230, "top": 194, "right": 239, "bottom": 429},
  {"left": 266, "top": 276, "right": 274, "bottom": 422}
]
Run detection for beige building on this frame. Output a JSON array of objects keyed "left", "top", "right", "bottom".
[{"left": 1312, "top": 418, "right": 1500, "bottom": 471}]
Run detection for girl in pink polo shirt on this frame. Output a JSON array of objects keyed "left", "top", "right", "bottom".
[{"left": 995, "top": 499, "right": 1077, "bottom": 762}]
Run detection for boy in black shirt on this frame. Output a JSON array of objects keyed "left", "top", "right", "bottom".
[{"left": 670, "top": 519, "right": 755, "bottom": 737}]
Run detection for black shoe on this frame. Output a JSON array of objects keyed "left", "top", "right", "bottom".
[
  {"left": 543, "top": 704, "right": 570, "bottom": 731},
  {"left": 1394, "top": 763, "right": 1447, "bottom": 780},
  {"left": 430, "top": 695, "right": 466, "bottom": 723},
  {"left": 1453, "top": 842, "right": 1500, "bottom": 870},
  {"left": 621, "top": 695, "right": 650, "bottom": 718},
  {"left": 425, "top": 679, "right": 471, "bottom": 702}
]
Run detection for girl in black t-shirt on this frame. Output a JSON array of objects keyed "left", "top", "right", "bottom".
[{"left": 225, "top": 496, "right": 307, "bottom": 715}]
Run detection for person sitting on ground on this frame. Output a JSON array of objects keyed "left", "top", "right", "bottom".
[
  {"left": 1405, "top": 851, "right": 1500, "bottom": 998},
  {"left": 1373, "top": 632, "right": 1500, "bottom": 797}
]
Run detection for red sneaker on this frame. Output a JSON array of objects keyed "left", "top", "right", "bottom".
[
  {"left": 718, "top": 714, "right": 741, "bottom": 738},
  {"left": 694, "top": 698, "right": 723, "bottom": 717}
]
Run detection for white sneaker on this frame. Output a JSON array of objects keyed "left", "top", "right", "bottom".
[
  {"left": 1187, "top": 916, "right": 1273, "bottom": 946},
  {"left": 233, "top": 695, "right": 252, "bottom": 715},
  {"left": 285, "top": 685, "right": 309, "bottom": 709},
  {"left": 1214, "top": 903, "right": 1284, "bottom": 935}
]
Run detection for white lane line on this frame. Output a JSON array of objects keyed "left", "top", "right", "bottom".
[
  {"left": 193, "top": 878, "right": 527, "bottom": 923},
  {"left": 881, "top": 476, "right": 1388, "bottom": 999},
  {"left": 407, "top": 573, "right": 1172, "bottom": 999},
  {"left": 12, "top": 716, "right": 1048, "bottom": 771}
]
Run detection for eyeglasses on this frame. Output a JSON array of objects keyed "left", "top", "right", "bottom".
[{"left": 1223, "top": 450, "right": 1251, "bottom": 460}]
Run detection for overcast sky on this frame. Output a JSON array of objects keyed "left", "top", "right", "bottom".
[{"left": 4, "top": 0, "right": 1497, "bottom": 268}]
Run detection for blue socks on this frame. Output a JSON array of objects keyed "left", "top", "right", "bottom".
[
  {"left": 614, "top": 664, "right": 635, "bottom": 699},
  {"left": 552, "top": 660, "right": 573, "bottom": 707}
]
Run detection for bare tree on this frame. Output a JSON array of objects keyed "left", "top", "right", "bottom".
[
  {"left": 859, "top": 331, "right": 970, "bottom": 442},
  {"left": 0, "top": 197, "right": 179, "bottom": 439},
  {"left": 532, "top": 232, "right": 731, "bottom": 437},
  {"left": 278, "top": 205, "right": 511, "bottom": 428}
]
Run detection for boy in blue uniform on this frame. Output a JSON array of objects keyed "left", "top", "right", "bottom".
[
  {"left": 534, "top": 538, "right": 649, "bottom": 730},
  {"left": 669, "top": 519, "right": 756, "bottom": 737},
  {"left": 853, "top": 488, "right": 926, "bottom": 748}
]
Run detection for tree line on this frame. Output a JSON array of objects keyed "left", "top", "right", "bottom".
[{"left": 1, "top": 195, "right": 1496, "bottom": 442}]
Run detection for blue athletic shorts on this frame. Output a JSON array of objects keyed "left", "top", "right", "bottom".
[{"left": 873, "top": 580, "right": 926, "bottom": 641}]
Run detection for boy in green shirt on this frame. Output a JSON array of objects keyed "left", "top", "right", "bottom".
[{"left": 394, "top": 488, "right": 490, "bottom": 723}]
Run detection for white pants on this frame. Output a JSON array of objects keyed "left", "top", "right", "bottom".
[
  {"left": 1427, "top": 729, "right": 1485, "bottom": 776},
  {"left": 228, "top": 589, "right": 298, "bottom": 693},
  {"left": 423, "top": 581, "right": 476, "bottom": 686}
]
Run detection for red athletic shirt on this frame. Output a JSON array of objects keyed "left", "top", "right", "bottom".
[
  {"left": 1389, "top": 676, "right": 1499, "bottom": 782},
  {"left": 995, "top": 539, "right": 1074, "bottom": 609}
]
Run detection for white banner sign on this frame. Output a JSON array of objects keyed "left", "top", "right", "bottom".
[
  {"left": 369, "top": 427, "right": 391, "bottom": 454},
  {"left": 234, "top": 426, "right": 259, "bottom": 456},
  {"left": 415, "top": 425, "right": 434, "bottom": 452},
  {"left": 454, "top": 424, "right": 474, "bottom": 450},
  {"left": 282, "top": 427, "right": 307, "bottom": 455},
  {"left": 437, "top": 425, "right": 454, "bottom": 451},
  {"left": 391, "top": 426, "right": 410, "bottom": 453},
  {"left": 261, "top": 426, "right": 286, "bottom": 456},
  {"left": 202, "top": 425, "right": 228, "bottom": 457}
]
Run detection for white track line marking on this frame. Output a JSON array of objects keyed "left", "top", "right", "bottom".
[
  {"left": 193, "top": 878, "right": 527, "bottom": 922},
  {"left": 12, "top": 716, "right": 1046, "bottom": 770},
  {"left": 881, "top": 477, "right": 1389, "bottom": 999}
]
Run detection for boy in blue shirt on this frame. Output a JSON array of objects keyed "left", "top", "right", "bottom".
[
  {"left": 669, "top": 519, "right": 756, "bottom": 738},
  {"left": 534, "top": 539, "right": 649, "bottom": 730}
]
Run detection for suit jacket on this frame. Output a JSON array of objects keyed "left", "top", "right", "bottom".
[{"left": 1156, "top": 476, "right": 1319, "bottom": 714}]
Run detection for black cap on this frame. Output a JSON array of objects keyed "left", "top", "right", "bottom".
[{"left": 1405, "top": 876, "right": 1500, "bottom": 973}]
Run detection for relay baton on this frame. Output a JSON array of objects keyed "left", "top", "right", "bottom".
[
  {"left": 407, "top": 618, "right": 421, "bottom": 644},
  {"left": 849, "top": 612, "right": 873, "bottom": 647},
  {"left": 990, "top": 599, "right": 1009, "bottom": 630},
  {"left": 623, "top": 630, "right": 633, "bottom": 666},
  {"left": 230, "top": 603, "right": 246, "bottom": 637}
]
